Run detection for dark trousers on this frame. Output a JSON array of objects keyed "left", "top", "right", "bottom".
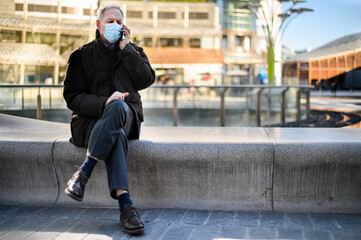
[{"left": 87, "top": 99, "right": 134, "bottom": 199}]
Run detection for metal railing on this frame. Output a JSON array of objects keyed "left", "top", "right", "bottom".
[{"left": 0, "top": 84, "right": 314, "bottom": 126}]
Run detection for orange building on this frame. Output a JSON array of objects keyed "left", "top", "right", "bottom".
[{"left": 283, "top": 32, "right": 361, "bottom": 90}]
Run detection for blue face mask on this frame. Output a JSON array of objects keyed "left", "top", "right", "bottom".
[{"left": 103, "top": 22, "right": 122, "bottom": 43}]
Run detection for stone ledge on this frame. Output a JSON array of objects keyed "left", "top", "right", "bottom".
[{"left": 0, "top": 114, "right": 360, "bottom": 212}]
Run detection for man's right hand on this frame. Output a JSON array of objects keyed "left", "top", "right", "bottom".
[{"left": 105, "top": 91, "right": 129, "bottom": 106}]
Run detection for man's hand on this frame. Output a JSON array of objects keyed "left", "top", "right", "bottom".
[
  {"left": 105, "top": 91, "right": 129, "bottom": 106},
  {"left": 119, "top": 25, "right": 131, "bottom": 50}
]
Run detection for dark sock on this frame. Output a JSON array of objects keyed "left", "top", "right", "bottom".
[
  {"left": 80, "top": 156, "right": 98, "bottom": 178},
  {"left": 117, "top": 192, "right": 133, "bottom": 212}
]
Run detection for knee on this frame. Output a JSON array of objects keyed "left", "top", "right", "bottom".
[
  {"left": 107, "top": 99, "right": 128, "bottom": 114},
  {"left": 105, "top": 99, "right": 129, "bottom": 124}
]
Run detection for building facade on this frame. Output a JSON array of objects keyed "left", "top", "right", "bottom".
[
  {"left": 283, "top": 32, "right": 361, "bottom": 89},
  {"left": 0, "top": 0, "right": 97, "bottom": 84},
  {"left": 0, "top": 0, "right": 268, "bottom": 86}
]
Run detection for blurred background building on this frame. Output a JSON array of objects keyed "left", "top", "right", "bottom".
[
  {"left": 283, "top": 32, "right": 361, "bottom": 90},
  {"left": 0, "top": 0, "right": 270, "bottom": 86}
]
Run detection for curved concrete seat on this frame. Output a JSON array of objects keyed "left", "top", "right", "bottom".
[{"left": 0, "top": 113, "right": 360, "bottom": 212}]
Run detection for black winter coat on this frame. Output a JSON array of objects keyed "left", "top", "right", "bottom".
[{"left": 63, "top": 30, "right": 155, "bottom": 147}]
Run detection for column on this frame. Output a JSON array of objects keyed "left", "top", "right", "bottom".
[
  {"left": 122, "top": 4, "right": 127, "bottom": 25},
  {"left": 214, "top": 6, "right": 220, "bottom": 30},
  {"left": 19, "top": 64, "right": 25, "bottom": 84},
  {"left": 153, "top": 5, "right": 158, "bottom": 28},
  {"left": 23, "top": 0, "right": 28, "bottom": 21},
  {"left": 53, "top": 31, "right": 60, "bottom": 84},
  {"left": 184, "top": 6, "right": 189, "bottom": 29},
  {"left": 57, "top": 0, "right": 61, "bottom": 23},
  {"left": 244, "top": 36, "right": 250, "bottom": 52}
]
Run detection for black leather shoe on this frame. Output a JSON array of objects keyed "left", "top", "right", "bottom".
[
  {"left": 64, "top": 169, "right": 88, "bottom": 201},
  {"left": 120, "top": 205, "right": 145, "bottom": 234}
]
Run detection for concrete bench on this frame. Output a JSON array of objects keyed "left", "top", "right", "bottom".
[{"left": 0, "top": 113, "right": 360, "bottom": 212}]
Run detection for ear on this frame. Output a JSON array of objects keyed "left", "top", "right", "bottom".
[{"left": 96, "top": 20, "right": 101, "bottom": 30}]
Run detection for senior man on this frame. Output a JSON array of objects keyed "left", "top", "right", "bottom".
[{"left": 63, "top": 3, "right": 155, "bottom": 235}]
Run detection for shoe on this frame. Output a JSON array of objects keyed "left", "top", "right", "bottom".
[
  {"left": 120, "top": 205, "right": 145, "bottom": 234},
  {"left": 64, "top": 169, "right": 88, "bottom": 201}
]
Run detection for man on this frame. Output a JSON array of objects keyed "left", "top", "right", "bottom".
[{"left": 63, "top": 3, "right": 155, "bottom": 235}]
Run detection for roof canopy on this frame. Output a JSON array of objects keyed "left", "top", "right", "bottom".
[
  {"left": 0, "top": 42, "right": 66, "bottom": 66},
  {"left": 144, "top": 47, "right": 224, "bottom": 64},
  {"left": 287, "top": 32, "right": 361, "bottom": 62}
]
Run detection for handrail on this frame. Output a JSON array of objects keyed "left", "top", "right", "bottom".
[{"left": 0, "top": 84, "right": 314, "bottom": 126}]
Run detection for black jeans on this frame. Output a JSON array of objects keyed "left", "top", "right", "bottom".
[{"left": 87, "top": 99, "right": 134, "bottom": 199}]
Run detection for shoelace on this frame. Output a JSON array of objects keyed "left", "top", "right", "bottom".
[
  {"left": 124, "top": 206, "right": 140, "bottom": 221},
  {"left": 74, "top": 171, "right": 88, "bottom": 188}
]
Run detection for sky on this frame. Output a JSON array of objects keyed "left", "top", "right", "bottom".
[{"left": 281, "top": 0, "right": 361, "bottom": 51}]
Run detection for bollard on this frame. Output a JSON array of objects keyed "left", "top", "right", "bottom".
[
  {"left": 296, "top": 89, "right": 301, "bottom": 121},
  {"left": 173, "top": 87, "right": 180, "bottom": 126},
  {"left": 256, "top": 88, "right": 264, "bottom": 127},
  {"left": 21, "top": 88, "right": 24, "bottom": 111},
  {"left": 306, "top": 89, "right": 311, "bottom": 118},
  {"left": 281, "top": 87, "right": 289, "bottom": 124},
  {"left": 37, "top": 94, "right": 42, "bottom": 120},
  {"left": 220, "top": 87, "right": 229, "bottom": 127}
]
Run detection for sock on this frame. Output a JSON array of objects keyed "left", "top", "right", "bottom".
[
  {"left": 80, "top": 156, "right": 98, "bottom": 178},
  {"left": 117, "top": 192, "right": 133, "bottom": 212}
]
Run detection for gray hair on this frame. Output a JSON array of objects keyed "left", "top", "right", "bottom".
[{"left": 97, "top": 3, "right": 124, "bottom": 21}]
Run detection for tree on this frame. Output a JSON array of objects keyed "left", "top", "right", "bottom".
[{"left": 247, "top": 0, "right": 313, "bottom": 85}]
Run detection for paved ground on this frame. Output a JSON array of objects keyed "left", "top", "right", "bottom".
[{"left": 1, "top": 204, "right": 360, "bottom": 240}]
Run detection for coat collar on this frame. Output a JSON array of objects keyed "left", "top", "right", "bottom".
[{"left": 95, "top": 29, "right": 121, "bottom": 52}]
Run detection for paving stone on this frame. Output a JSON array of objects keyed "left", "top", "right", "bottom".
[
  {"left": 143, "top": 209, "right": 164, "bottom": 223},
  {"left": 276, "top": 228, "right": 303, "bottom": 240},
  {"left": 56, "top": 219, "right": 103, "bottom": 240},
  {"left": 304, "top": 229, "right": 333, "bottom": 240},
  {"left": 310, "top": 213, "right": 341, "bottom": 230},
  {"left": 0, "top": 215, "right": 32, "bottom": 237},
  {"left": 130, "top": 221, "right": 168, "bottom": 240},
  {"left": 158, "top": 209, "right": 187, "bottom": 223},
  {"left": 25, "top": 218, "right": 78, "bottom": 240},
  {"left": 97, "top": 209, "right": 120, "bottom": 221},
  {"left": 159, "top": 223, "right": 194, "bottom": 240},
  {"left": 187, "top": 224, "right": 221, "bottom": 240},
  {"left": 0, "top": 216, "right": 7, "bottom": 226},
  {"left": 219, "top": 226, "right": 247, "bottom": 239},
  {"left": 51, "top": 206, "right": 86, "bottom": 219},
  {"left": 182, "top": 210, "right": 211, "bottom": 225},
  {"left": 234, "top": 211, "right": 259, "bottom": 227},
  {"left": 75, "top": 207, "right": 110, "bottom": 220},
  {"left": 33, "top": 206, "right": 65, "bottom": 218},
  {"left": 286, "top": 213, "right": 313, "bottom": 229},
  {"left": 248, "top": 227, "right": 276, "bottom": 239},
  {"left": 0, "top": 204, "right": 21, "bottom": 215},
  {"left": 82, "top": 221, "right": 125, "bottom": 240},
  {"left": 10, "top": 205, "right": 44, "bottom": 217},
  {"left": 260, "top": 212, "right": 286, "bottom": 228},
  {"left": 207, "top": 211, "right": 236, "bottom": 225},
  {"left": 0, "top": 217, "right": 53, "bottom": 240},
  {"left": 331, "top": 230, "right": 361, "bottom": 240},
  {"left": 335, "top": 213, "right": 361, "bottom": 229}
]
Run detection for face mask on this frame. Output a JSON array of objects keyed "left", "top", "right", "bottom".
[{"left": 102, "top": 22, "right": 122, "bottom": 43}]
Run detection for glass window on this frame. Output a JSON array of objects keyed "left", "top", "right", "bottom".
[
  {"left": 15, "top": 3, "right": 23, "bottom": 11},
  {"left": 127, "top": 11, "right": 142, "bottom": 18},
  {"left": 61, "top": 6, "right": 80, "bottom": 15},
  {"left": 190, "top": 38, "right": 201, "bottom": 48},
  {"left": 160, "top": 38, "right": 183, "bottom": 47},
  {"left": 189, "top": 12, "right": 208, "bottom": 20},
  {"left": 144, "top": 38, "right": 153, "bottom": 47},
  {"left": 158, "top": 12, "right": 176, "bottom": 19},
  {"left": 28, "top": 4, "right": 57, "bottom": 13}
]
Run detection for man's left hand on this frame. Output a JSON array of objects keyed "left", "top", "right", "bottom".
[{"left": 119, "top": 25, "right": 131, "bottom": 50}]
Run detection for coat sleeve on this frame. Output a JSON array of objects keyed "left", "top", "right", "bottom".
[
  {"left": 63, "top": 50, "right": 108, "bottom": 117},
  {"left": 117, "top": 42, "right": 155, "bottom": 91}
]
